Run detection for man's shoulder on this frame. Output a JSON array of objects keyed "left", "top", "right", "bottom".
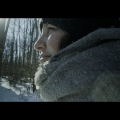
[{"left": 92, "top": 71, "right": 120, "bottom": 102}]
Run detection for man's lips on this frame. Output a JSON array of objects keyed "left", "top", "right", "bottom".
[{"left": 40, "top": 54, "right": 52, "bottom": 63}]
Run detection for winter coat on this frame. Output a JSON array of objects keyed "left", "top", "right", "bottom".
[{"left": 35, "top": 28, "right": 120, "bottom": 102}]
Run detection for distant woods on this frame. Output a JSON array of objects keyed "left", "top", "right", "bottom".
[{"left": 0, "top": 18, "right": 40, "bottom": 93}]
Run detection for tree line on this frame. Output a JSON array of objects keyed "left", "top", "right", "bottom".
[{"left": 0, "top": 18, "right": 40, "bottom": 93}]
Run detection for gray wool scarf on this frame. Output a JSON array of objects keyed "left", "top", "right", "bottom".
[{"left": 35, "top": 28, "right": 120, "bottom": 102}]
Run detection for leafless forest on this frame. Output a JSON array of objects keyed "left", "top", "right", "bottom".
[{"left": 0, "top": 18, "right": 40, "bottom": 93}]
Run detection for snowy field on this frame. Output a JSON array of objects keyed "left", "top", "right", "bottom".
[{"left": 0, "top": 77, "right": 43, "bottom": 102}]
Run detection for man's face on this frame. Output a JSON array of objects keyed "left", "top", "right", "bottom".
[{"left": 34, "top": 23, "right": 69, "bottom": 64}]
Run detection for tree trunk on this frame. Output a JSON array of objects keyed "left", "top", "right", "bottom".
[{"left": 0, "top": 18, "right": 11, "bottom": 79}]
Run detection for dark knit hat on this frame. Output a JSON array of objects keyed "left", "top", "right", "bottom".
[{"left": 40, "top": 18, "right": 120, "bottom": 48}]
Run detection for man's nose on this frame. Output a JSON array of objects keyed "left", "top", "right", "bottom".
[{"left": 34, "top": 36, "right": 46, "bottom": 51}]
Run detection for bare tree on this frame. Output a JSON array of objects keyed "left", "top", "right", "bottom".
[
  {"left": 1, "top": 18, "right": 39, "bottom": 92},
  {"left": 0, "top": 18, "right": 11, "bottom": 79}
]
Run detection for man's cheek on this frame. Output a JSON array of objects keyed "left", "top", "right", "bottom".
[{"left": 47, "top": 37, "right": 59, "bottom": 50}]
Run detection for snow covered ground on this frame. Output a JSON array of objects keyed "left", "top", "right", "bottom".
[{"left": 0, "top": 77, "right": 43, "bottom": 102}]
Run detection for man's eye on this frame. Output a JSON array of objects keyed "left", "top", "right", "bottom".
[
  {"left": 47, "top": 27, "right": 56, "bottom": 35},
  {"left": 48, "top": 27, "right": 56, "bottom": 31}
]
